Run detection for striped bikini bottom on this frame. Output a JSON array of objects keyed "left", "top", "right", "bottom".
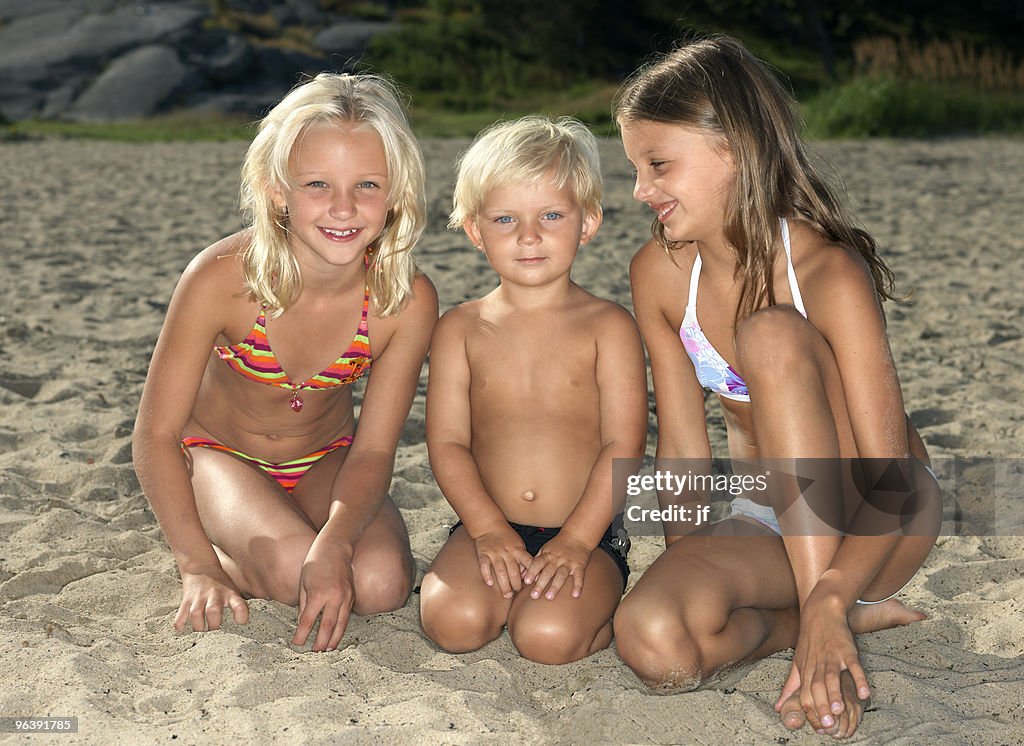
[{"left": 181, "top": 435, "right": 352, "bottom": 493}]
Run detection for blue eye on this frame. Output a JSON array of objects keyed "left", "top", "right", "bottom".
[
  {"left": 495, "top": 215, "right": 514, "bottom": 224},
  {"left": 306, "top": 180, "right": 328, "bottom": 188},
  {"left": 358, "top": 180, "right": 379, "bottom": 189},
  {"left": 542, "top": 212, "right": 562, "bottom": 221}
]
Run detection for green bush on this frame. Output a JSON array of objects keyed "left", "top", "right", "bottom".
[{"left": 803, "top": 75, "right": 1024, "bottom": 137}]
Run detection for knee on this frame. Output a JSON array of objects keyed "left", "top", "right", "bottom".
[
  {"left": 419, "top": 575, "right": 502, "bottom": 653},
  {"left": 255, "top": 536, "right": 312, "bottom": 605},
  {"left": 507, "top": 614, "right": 597, "bottom": 665},
  {"left": 351, "top": 548, "right": 415, "bottom": 616},
  {"left": 734, "top": 305, "right": 815, "bottom": 380},
  {"left": 612, "top": 594, "right": 704, "bottom": 691}
]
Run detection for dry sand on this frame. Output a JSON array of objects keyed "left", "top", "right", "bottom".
[{"left": 0, "top": 135, "right": 1021, "bottom": 744}]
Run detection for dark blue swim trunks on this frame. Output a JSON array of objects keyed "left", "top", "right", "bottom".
[{"left": 449, "top": 513, "right": 630, "bottom": 586}]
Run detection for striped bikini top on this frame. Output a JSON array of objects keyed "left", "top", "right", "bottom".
[
  {"left": 215, "top": 284, "right": 372, "bottom": 393},
  {"left": 679, "top": 218, "right": 806, "bottom": 403}
]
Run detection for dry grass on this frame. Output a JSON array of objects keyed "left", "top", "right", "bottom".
[{"left": 853, "top": 37, "right": 1024, "bottom": 92}]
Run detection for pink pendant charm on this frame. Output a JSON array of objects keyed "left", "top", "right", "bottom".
[{"left": 289, "top": 391, "right": 304, "bottom": 412}]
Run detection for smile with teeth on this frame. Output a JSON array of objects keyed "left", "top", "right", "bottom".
[
  {"left": 654, "top": 202, "right": 676, "bottom": 221},
  {"left": 321, "top": 226, "right": 359, "bottom": 238}
]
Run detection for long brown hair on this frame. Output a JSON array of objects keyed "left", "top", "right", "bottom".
[{"left": 614, "top": 34, "right": 896, "bottom": 326}]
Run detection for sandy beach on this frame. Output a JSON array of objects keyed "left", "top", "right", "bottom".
[{"left": 0, "top": 135, "right": 1021, "bottom": 744}]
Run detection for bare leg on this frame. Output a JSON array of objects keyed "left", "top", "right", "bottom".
[
  {"left": 189, "top": 447, "right": 317, "bottom": 603},
  {"left": 736, "top": 305, "right": 937, "bottom": 607},
  {"left": 734, "top": 307, "right": 937, "bottom": 734},
  {"left": 419, "top": 526, "right": 513, "bottom": 653},
  {"left": 190, "top": 443, "right": 414, "bottom": 613},
  {"left": 506, "top": 549, "right": 624, "bottom": 665},
  {"left": 614, "top": 521, "right": 801, "bottom": 691},
  {"left": 294, "top": 446, "right": 415, "bottom": 613}
]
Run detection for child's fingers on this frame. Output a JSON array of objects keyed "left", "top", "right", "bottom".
[
  {"left": 521, "top": 554, "right": 549, "bottom": 587},
  {"left": 529, "top": 563, "right": 558, "bottom": 599},
  {"left": 490, "top": 559, "right": 515, "bottom": 598},
  {"left": 478, "top": 557, "right": 496, "bottom": 587},
  {"left": 173, "top": 600, "right": 189, "bottom": 631},
  {"left": 292, "top": 591, "right": 316, "bottom": 646},
  {"left": 204, "top": 598, "right": 225, "bottom": 630},
  {"left": 809, "top": 675, "right": 836, "bottom": 733},
  {"left": 543, "top": 565, "right": 572, "bottom": 600},
  {"left": 313, "top": 605, "right": 338, "bottom": 652},
  {"left": 570, "top": 568, "right": 585, "bottom": 598},
  {"left": 825, "top": 664, "right": 844, "bottom": 717},
  {"left": 228, "top": 595, "right": 250, "bottom": 625},
  {"left": 327, "top": 607, "right": 350, "bottom": 651},
  {"left": 504, "top": 556, "right": 523, "bottom": 592},
  {"left": 848, "top": 659, "right": 871, "bottom": 701},
  {"left": 188, "top": 602, "right": 208, "bottom": 633}
]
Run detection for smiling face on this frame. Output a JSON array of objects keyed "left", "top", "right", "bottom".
[
  {"left": 464, "top": 174, "right": 600, "bottom": 289},
  {"left": 620, "top": 120, "right": 734, "bottom": 248},
  {"left": 271, "top": 122, "right": 390, "bottom": 270}
]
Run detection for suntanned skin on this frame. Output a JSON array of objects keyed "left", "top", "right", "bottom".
[
  {"left": 134, "top": 124, "right": 437, "bottom": 652},
  {"left": 419, "top": 177, "right": 647, "bottom": 664},
  {"left": 614, "top": 121, "right": 939, "bottom": 738}
]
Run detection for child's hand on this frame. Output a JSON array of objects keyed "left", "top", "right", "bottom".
[
  {"left": 175, "top": 564, "right": 249, "bottom": 632},
  {"left": 775, "top": 593, "right": 870, "bottom": 737},
  {"left": 522, "top": 534, "right": 591, "bottom": 600},
  {"left": 293, "top": 539, "right": 356, "bottom": 652},
  {"left": 474, "top": 528, "right": 534, "bottom": 599}
]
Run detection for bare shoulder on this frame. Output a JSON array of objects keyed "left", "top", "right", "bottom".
[
  {"left": 581, "top": 292, "right": 640, "bottom": 332},
  {"left": 166, "top": 233, "right": 251, "bottom": 323},
  {"left": 629, "top": 237, "right": 693, "bottom": 303},
  {"left": 433, "top": 297, "right": 483, "bottom": 341},
  {"left": 180, "top": 231, "right": 249, "bottom": 292},
  {"left": 394, "top": 271, "right": 439, "bottom": 321},
  {"left": 787, "top": 220, "right": 882, "bottom": 326}
]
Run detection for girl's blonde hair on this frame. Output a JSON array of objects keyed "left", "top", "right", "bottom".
[
  {"left": 239, "top": 72, "right": 426, "bottom": 317},
  {"left": 449, "top": 115, "right": 603, "bottom": 229},
  {"left": 614, "top": 34, "right": 896, "bottom": 325}
]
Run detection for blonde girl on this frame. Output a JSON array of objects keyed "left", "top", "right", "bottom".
[
  {"left": 134, "top": 73, "right": 437, "bottom": 652},
  {"left": 613, "top": 36, "right": 940, "bottom": 737}
]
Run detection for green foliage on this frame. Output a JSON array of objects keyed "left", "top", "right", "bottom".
[
  {"left": 803, "top": 76, "right": 1024, "bottom": 137},
  {"left": 2, "top": 114, "right": 256, "bottom": 142},
  {"left": 407, "top": 82, "right": 620, "bottom": 137}
]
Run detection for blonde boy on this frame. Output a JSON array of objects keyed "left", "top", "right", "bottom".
[{"left": 419, "top": 116, "right": 647, "bottom": 664}]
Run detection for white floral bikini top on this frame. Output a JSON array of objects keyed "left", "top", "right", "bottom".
[{"left": 679, "top": 218, "right": 807, "bottom": 403}]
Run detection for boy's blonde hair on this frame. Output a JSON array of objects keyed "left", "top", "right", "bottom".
[
  {"left": 449, "top": 115, "right": 602, "bottom": 230},
  {"left": 240, "top": 72, "right": 426, "bottom": 317}
]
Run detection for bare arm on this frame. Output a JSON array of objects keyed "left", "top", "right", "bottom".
[
  {"left": 425, "top": 305, "right": 534, "bottom": 595},
  {"left": 559, "top": 304, "right": 648, "bottom": 547},
  {"left": 630, "top": 241, "right": 712, "bottom": 544},
  {"left": 775, "top": 241, "right": 923, "bottom": 725},
  {"left": 318, "top": 273, "right": 438, "bottom": 549},
  {"left": 526, "top": 303, "right": 647, "bottom": 599},
  {"left": 132, "top": 240, "right": 249, "bottom": 630},
  {"left": 801, "top": 247, "right": 911, "bottom": 607}
]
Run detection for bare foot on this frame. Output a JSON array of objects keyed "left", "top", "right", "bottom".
[
  {"left": 848, "top": 599, "right": 925, "bottom": 634},
  {"left": 779, "top": 691, "right": 805, "bottom": 731}
]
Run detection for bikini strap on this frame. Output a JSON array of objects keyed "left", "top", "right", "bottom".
[
  {"left": 686, "top": 251, "right": 702, "bottom": 309},
  {"left": 362, "top": 251, "right": 374, "bottom": 323},
  {"left": 779, "top": 218, "right": 807, "bottom": 316}
]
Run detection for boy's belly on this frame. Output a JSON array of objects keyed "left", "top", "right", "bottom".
[{"left": 471, "top": 419, "right": 603, "bottom": 528}]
